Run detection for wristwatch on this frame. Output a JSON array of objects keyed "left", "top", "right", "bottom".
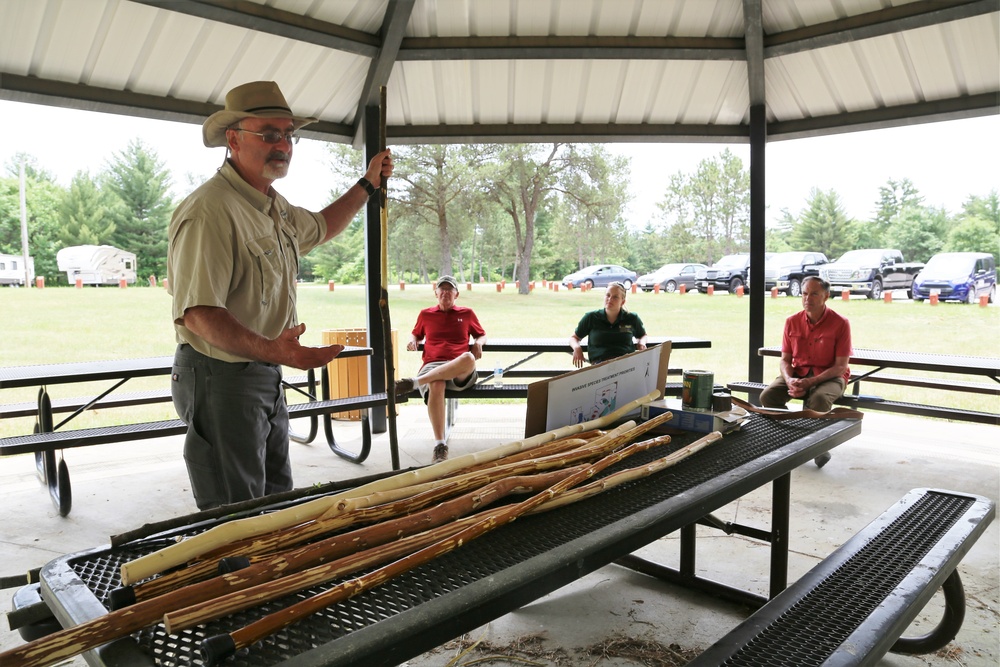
[{"left": 356, "top": 177, "right": 377, "bottom": 198}]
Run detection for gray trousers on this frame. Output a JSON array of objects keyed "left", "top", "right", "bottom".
[
  {"left": 760, "top": 374, "right": 847, "bottom": 412},
  {"left": 171, "top": 344, "right": 292, "bottom": 510}
]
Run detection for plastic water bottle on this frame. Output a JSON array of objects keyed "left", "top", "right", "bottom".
[{"left": 494, "top": 366, "right": 504, "bottom": 387}]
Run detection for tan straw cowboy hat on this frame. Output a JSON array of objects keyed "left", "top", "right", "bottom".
[{"left": 202, "top": 81, "right": 317, "bottom": 148}]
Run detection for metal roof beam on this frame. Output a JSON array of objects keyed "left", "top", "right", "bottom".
[
  {"left": 743, "top": 0, "right": 765, "bottom": 107},
  {"left": 0, "top": 72, "right": 354, "bottom": 141},
  {"left": 768, "top": 92, "right": 1000, "bottom": 140},
  {"left": 765, "top": 0, "right": 998, "bottom": 58},
  {"left": 385, "top": 123, "right": 749, "bottom": 145},
  {"left": 397, "top": 35, "right": 746, "bottom": 61},
  {"left": 131, "top": 0, "right": 379, "bottom": 57},
  {"left": 351, "top": 0, "right": 414, "bottom": 146}
]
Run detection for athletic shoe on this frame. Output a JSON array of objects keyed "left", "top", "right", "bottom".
[
  {"left": 394, "top": 378, "right": 415, "bottom": 397},
  {"left": 432, "top": 443, "right": 448, "bottom": 463}
]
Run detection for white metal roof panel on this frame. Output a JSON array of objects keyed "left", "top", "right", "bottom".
[{"left": 0, "top": 0, "right": 995, "bottom": 144}]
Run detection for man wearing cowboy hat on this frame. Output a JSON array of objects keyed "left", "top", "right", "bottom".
[
  {"left": 167, "top": 80, "right": 393, "bottom": 510},
  {"left": 395, "top": 275, "right": 487, "bottom": 463}
]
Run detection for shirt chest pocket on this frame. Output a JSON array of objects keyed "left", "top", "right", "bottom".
[{"left": 246, "top": 236, "right": 281, "bottom": 306}]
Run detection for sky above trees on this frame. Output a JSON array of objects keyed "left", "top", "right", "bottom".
[{"left": 2, "top": 100, "right": 997, "bottom": 231}]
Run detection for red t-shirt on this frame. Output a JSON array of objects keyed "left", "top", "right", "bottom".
[
  {"left": 413, "top": 305, "right": 486, "bottom": 364},
  {"left": 782, "top": 307, "right": 852, "bottom": 381}
]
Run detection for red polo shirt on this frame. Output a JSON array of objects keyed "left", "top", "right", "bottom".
[
  {"left": 782, "top": 307, "right": 852, "bottom": 381},
  {"left": 413, "top": 305, "right": 486, "bottom": 364}
]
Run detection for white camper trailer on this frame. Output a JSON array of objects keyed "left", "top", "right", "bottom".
[
  {"left": 0, "top": 253, "right": 35, "bottom": 286},
  {"left": 57, "top": 245, "right": 138, "bottom": 286}
]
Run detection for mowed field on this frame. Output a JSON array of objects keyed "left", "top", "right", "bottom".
[{"left": 1, "top": 282, "right": 997, "bottom": 436}]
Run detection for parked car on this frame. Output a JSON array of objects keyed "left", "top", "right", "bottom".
[
  {"left": 819, "top": 249, "right": 924, "bottom": 300},
  {"left": 636, "top": 263, "right": 707, "bottom": 292},
  {"left": 762, "top": 251, "right": 829, "bottom": 296},
  {"left": 561, "top": 264, "right": 637, "bottom": 289},
  {"left": 912, "top": 252, "right": 996, "bottom": 304},
  {"left": 695, "top": 254, "right": 752, "bottom": 294}
]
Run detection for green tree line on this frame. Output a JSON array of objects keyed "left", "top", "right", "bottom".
[
  {"left": 3, "top": 141, "right": 997, "bottom": 289},
  {"left": 1, "top": 140, "right": 171, "bottom": 282}
]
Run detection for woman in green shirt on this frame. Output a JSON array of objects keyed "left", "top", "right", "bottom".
[{"left": 569, "top": 281, "right": 648, "bottom": 367}]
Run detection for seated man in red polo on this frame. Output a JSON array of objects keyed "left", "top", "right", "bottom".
[
  {"left": 395, "top": 276, "right": 487, "bottom": 463},
  {"left": 760, "top": 276, "right": 852, "bottom": 468}
]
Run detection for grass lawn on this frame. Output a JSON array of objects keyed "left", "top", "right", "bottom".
[{"left": 1, "top": 282, "right": 997, "bottom": 434}]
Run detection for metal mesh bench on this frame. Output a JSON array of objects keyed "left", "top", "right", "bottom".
[
  {"left": 688, "top": 488, "right": 995, "bottom": 666},
  {"left": 727, "top": 381, "right": 1000, "bottom": 425}
]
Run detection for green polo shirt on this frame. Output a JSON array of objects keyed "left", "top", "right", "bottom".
[
  {"left": 167, "top": 161, "right": 326, "bottom": 362},
  {"left": 574, "top": 308, "right": 647, "bottom": 363}
]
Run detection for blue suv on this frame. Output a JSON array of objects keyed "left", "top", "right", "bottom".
[{"left": 913, "top": 252, "right": 996, "bottom": 304}]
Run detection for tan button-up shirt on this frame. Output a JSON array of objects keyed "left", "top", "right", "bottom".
[{"left": 167, "top": 161, "right": 326, "bottom": 362}]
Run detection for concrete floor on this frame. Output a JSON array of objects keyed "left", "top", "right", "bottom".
[{"left": 1, "top": 403, "right": 998, "bottom": 666}]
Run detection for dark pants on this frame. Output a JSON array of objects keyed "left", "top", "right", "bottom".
[{"left": 171, "top": 344, "right": 292, "bottom": 510}]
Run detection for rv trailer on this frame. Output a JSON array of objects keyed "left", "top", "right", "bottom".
[
  {"left": 57, "top": 245, "right": 138, "bottom": 286},
  {"left": 0, "top": 253, "right": 34, "bottom": 286}
]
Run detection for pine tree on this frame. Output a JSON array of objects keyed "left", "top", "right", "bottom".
[
  {"left": 791, "top": 189, "right": 857, "bottom": 259},
  {"left": 104, "top": 140, "right": 173, "bottom": 281},
  {"left": 57, "top": 171, "right": 116, "bottom": 246}
]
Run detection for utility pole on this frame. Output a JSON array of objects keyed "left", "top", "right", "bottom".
[{"left": 19, "top": 159, "right": 31, "bottom": 287}]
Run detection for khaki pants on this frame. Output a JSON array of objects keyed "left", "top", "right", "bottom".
[{"left": 760, "top": 374, "right": 847, "bottom": 412}]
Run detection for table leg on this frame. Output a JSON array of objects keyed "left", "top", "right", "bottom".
[
  {"left": 319, "top": 366, "right": 384, "bottom": 467},
  {"left": 770, "top": 472, "right": 790, "bottom": 598},
  {"left": 33, "top": 387, "right": 72, "bottom": 516},
  {"left": 616, "top": 475, "right": 795, "bottom": 610},
  {"left": 287, "top": 368, "right": 319, "bottom": 445}
]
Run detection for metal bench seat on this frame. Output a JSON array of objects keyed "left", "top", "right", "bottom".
[
  {"left": 0, "top": 391, "right": 375, "bottom": 458},
  {"left": 0, "top": 393, "right": 392, "bottom": 516},
  {"left": 688, "top": 488, "right": 995, "bottom": 666},
  {"left": 727, "top": 381, "right": 1000, "bottom": 425}
]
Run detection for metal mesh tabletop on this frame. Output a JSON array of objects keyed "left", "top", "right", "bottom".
[{"left": 40, "top": 415, "right": 859, "bottom": 667}]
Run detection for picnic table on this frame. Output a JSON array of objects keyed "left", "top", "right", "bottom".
[
  {"left": 28, "top": 412, "right": 859, "bottom": 666},
  {"left": 0, "top": 347, "right": 374, "bottom": 516},
  {"left": 756, "top": 346, "right": 1000, "bottom": 424}
]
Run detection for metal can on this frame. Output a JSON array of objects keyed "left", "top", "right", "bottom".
[
  {"left": 712, "top": 392, "right": 733, "bottom": 412},
  {"left": 682, "top": 370, "right": 714, "bottom": 411}
]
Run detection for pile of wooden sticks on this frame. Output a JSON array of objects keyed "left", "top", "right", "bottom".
[{"left": 3, "top": 390, "right": 723, "bottom": 667}]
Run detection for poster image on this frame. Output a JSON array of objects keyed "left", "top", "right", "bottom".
[{"left": 543, "top": 346, "right": 662, "bottom": 432}]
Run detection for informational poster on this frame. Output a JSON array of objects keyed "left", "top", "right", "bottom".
[{"left": 524, "top": 343, "right": 671, "bottom": 437}]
